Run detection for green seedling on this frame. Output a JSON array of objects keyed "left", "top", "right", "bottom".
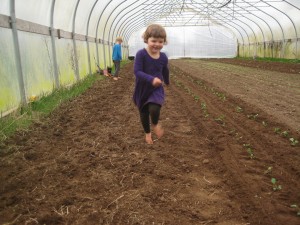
[
  {"left": 200, "top": 102, "right": 209, "bottom": 117},
  {"left": 274, "top": 127, "right": 281, "bottom": 134},
  {"left": 290, "top": 204, "right": 300, "bottom": 216},
  {"left": 243, "top": 143, "right": 255, "bottom": 159},
  {"left": 262, "top": 121, "right": 267, "bottom": 127},
  {"left": 236, "top": 106, "right": 243, "bottom": 113},
  {"left": 271, "top": 178, "right": 282, "bottom": 191},
  {"left": 194, "top": 95, "right": 200, "bottom": 102},
  {"left": 175, "top": 80, "right": 182, "bottom": 87},
  {"left": 281, "top": 131, "right": 289, "bottom": 137},
  {"left": 264, "top": 166, "right": 273, "bottom": 175},
  {"left": 196, "top": 80, "right": 203, "bottom": 86},
  {"left": 289, "top": 138, "right": 299, "bottom": 146},
  {"left": 210, "top": 88, "right": 226, "bottom": 101},
  {"left": 184, "top": 86, "right": 191, "bottom": 94},
  {"left": 215, "top": 115, "right": 225, "bottom": 126},
  {"left": 216, "top": 92, "right": 226, "bottom": 101},
  {"left": 247, "top": 113, "right": 258, "bottom": 120},
  {"left": 247, "top": 148, "right": 255, "bottom": 159}
]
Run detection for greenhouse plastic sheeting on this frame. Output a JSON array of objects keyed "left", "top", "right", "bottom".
[{"left": 129, "top": 26, "right": 237, "bottom": 58}]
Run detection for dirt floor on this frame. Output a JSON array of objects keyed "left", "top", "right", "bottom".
[{"left": 0, "top": 58, "right": 300, "bottom": 225}]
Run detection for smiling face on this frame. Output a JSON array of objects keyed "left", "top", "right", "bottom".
[{"left": 146, "top": 37, "right": 165, "bottom": 55}]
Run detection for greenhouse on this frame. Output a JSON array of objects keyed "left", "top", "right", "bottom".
[{"left": 0, "top": 0, "right": 300, "bottom": 224}]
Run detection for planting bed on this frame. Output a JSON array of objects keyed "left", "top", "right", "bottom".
[{"left": 0, "top": 59, "right": 300, "bottom": 224}]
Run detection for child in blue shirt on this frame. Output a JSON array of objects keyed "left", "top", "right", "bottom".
[{"left": 112, "top": 37, "right": 123, "bottom": 80}]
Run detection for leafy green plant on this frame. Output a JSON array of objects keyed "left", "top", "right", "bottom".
[
  {"left": 200, "top": 102, "right": 209, "bottom": 117},
  {"left": 216, "top": 92, "right": 226, "bottom": 101},
  {"left": 274, "top": 127, "right": 281, "bottom": 134},
  {"left": 281, "top": 130, "right": 289, "bottom": 137},
  {"left": 175, "top": 80, "right": 182, "bottom": 87},
  {"left": 184, "top": 86, "right": 191, "bottom": 94},
  {"left": 247, "top": 113, "right": 258, "bottom": 120},
  {"left": 196, "top": 80, "right": 203, "bottom": 86},
  {"left": 194, "top": 95, "right": 200, "bottom": 102},
  {"left": 264, "top": 166, "right": 273, "bottom": 175},
  {"left": 215, "top": 115, "right": 225, "bottom": 126},
  {"left": 289, "top": 138, "right": 299, "bottom": 146},
  {"left": 243, "top": 143, "right": 255, "bottom": 159},
  {"left": 210, "top": 88, "right": 226, "bottom": 101},
  {"left": 271, "top": 178, "right": 282, "bottom": 191},
  {"left": 236, "top": 106, "right": 243, "bottom": 113}
]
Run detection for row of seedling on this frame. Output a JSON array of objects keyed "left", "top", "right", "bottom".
[
  {"left": 174, "top": 69, "right": 298, "bottom": 218},
  {"left": 174, "top": 70, "right": 298, "bottom": 216},
  {"left": 176, "top": 71, "right": 227, "bottom": 102},
  {"left": 235, "top": 105, "right": 299, "bottom": 147},
  {"left": 264, "top": 166, "right": 299, "bottom": 216},
  {"left": 174, "top": 72, "right": 228, "bottom": 121},
  {"left": 173, "top": 77, "right": 210, "bottom": 118},
  {"left": 264, "top": 167, "right": 282, "bottom": 191},
  {"left": 274, "top": 127, "right": 299, "bottom": 146},
  {"left": 176, "top": 69, "right": 298, "bottom": 147}
]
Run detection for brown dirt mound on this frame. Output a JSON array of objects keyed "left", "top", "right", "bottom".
[{"left": 0, "top": 59, "right": 299, "bottom": 225}]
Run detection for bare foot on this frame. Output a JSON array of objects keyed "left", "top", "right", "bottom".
[
  {"left": 113, "top": 77, "right": 118, "bottom": 81},
  {"left": 145, "top": 133, "right": 153, "bottom": 144},
  {"left": 153, "top": 124, "right": 164, "bottom": 139}
]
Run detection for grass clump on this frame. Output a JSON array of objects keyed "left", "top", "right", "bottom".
[{"left": 0, "top": 74, "right": 101, "bottom": 144}]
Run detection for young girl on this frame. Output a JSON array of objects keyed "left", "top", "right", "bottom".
[{"left": 133, "top": 24, "right": 170, "bottom": 144}]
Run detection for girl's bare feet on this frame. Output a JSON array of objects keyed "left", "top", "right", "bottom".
[
  {"left": 153, "top": 124, "right": 164, "bottom": 139},
  {"left": 145, "top": 133, "right": 153, "bottom": 144}
]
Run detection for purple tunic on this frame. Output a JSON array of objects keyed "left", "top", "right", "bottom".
[{"left": 133, "top": 48, "right": 170, "bottom": 111}]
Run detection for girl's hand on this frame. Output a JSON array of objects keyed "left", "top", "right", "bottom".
[{"left": 152, "top": 77, "right": 162, "bottom": 87}]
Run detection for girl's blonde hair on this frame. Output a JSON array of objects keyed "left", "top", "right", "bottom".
[
  {"left": 116, "top": 37, "right": 123, "bottom": 42},
  {"left": 143, "top": 24, "right": 167, "bottom": 44}
]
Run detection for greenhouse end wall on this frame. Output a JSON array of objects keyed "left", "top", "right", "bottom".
[{"left": 129, "top": 26, "right": 238, "bottom": 59}]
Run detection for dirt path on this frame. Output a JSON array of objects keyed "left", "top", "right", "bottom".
[{"left": 0, "top": 60, "right": 300, "bottom": 225}]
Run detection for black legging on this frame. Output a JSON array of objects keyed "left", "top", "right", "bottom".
[{"left": 140, "top": 103, "right": 161, "bottom": 133}]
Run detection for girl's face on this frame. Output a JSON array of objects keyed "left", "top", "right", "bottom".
[{"left": 147, "top": 37, "right": 164, "bottom": 54}]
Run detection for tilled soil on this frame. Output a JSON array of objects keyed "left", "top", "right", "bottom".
[{"left": 0, "top": 59, "right": 300, "bottom": 225}]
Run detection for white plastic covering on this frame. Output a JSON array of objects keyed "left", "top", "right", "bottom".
[
  {"left": 15, "top": 0, "right": 52, "bottom": 27},
  {"left": 0, "top": 0, "right": 300, "bottom": 116},
  {"left": 0, "top": 0, "right": 9, "bottom": 15},
  {"left": 129, "top": 26, "right": 237, "bottom": 58}
]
